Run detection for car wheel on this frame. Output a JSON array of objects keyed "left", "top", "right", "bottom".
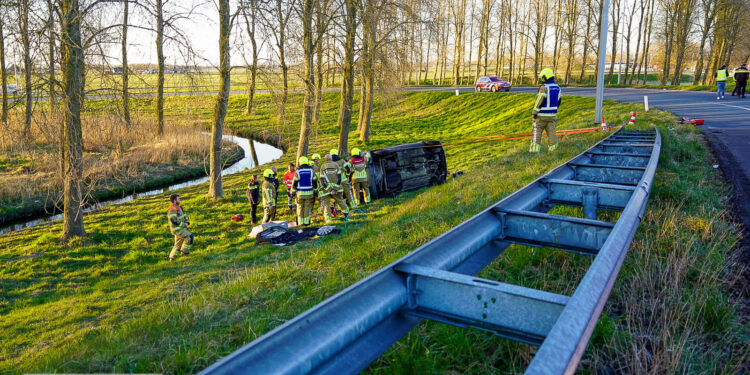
[
  {"left": 491, "top": 86, "right": 497, "bottom": 92},
  {"left": 505, "top": 88, "right": 510, "bottom": 92},
  {"left": 475, "top": 86, "right": 481, "bottom": 92}
]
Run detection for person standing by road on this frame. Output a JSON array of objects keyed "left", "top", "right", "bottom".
[
  {"left": 283, "top": 163, "right": 296, "bottom": 213},
  {"left": 167, "top": 194, "right": 193, "bottom": 261},
  {"left": 530, "top": 68, "right": 561, "bottom": 153},
  {"left": 716, "top": 65, "right": 728, "bottom": 100},
  {"left": 734, "top": 64, "right": 749, "bottom": 99},
  {"left": 246, "top": 174, "right": 260, "bottom": 224},
  {"left": 262, "top": 169, "right": 277, "bottom": 223}
]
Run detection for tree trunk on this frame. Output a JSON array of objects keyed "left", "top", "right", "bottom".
[
  {"left": 20, "top": 0, "right": 33, "bottom": 140},
  {"left": 243, "top": 1, "right": 258, "bottom": 115},
  {"left": 122, "top": 0, "right": 131, "bottom": 127},
  {"left": 336, "top": 0, "right": 356, "bottom": 155},
  {"left": 156, "top": 0, "right": 165, "bottom": 136},
  {"left": 580, "top": 1, "right": 592, "bottom": 82},
  {"left": 209, "top": 0, "right": 230, "bottom": 199},
  {"left": 60, "top": 0, "right": 85, "bottom": 239},
  {"left": 249, "top": 136, "right": 260, "bottom": 166},
  {"left": 277, "top": 0, "right": 289, "bottom": 120},
  {"left": 607, "top": 0, "right": 620, "bottom": 84},
  {"left": 48, "top": 0, "right": 56, "bottom": 112},
  {"left": 629, "top": 0, "right": 646, "bottom": 84},
  {"left": 360, "top": 11, "right": 376, "bottom": 143},
  {"left": 0, "top": 11, "right": 7, "bottom": 125},
  {"left": 297, "top": 0, "right": 315, "bottom": 161}
]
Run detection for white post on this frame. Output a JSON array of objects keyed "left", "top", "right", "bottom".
[
  {"left": 455, "top": 89, "right": 460, "bottom": 96},
  {"left": 644, "top": 95, "right": 649, "bottom": 111},
  {"left": 595, "top": 0, "right": 610, "bottom": 123}
]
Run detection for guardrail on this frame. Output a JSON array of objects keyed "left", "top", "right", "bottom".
[{"left": 199, "top": 127, "right": 661, "bottom": 375}]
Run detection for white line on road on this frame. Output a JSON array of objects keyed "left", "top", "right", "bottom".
[{"left": 715, "top": 103, "right": 750, "bottom": 111}]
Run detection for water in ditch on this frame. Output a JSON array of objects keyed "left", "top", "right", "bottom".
[{"left": 0, "top": 134, "right": 283, "bottom": 235}]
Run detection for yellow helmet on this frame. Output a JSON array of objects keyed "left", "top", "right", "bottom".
[
  {"left": 330, "top": 148, "right": 339, "bottom": 156},
  {"left": 351, "top": 147, "right": 361, "bottom": 156},
  {"left": 539, "top": 68, "right": 554, "bottom": 81},
  {"left": 311, "top": 153, "right": 321, "bottom": 161},
  {"left": 298, "top": 156, "right": 309, "bottom": 166},
  {"left": 263, "top": 169, "right": 274, "bottom": 178}
]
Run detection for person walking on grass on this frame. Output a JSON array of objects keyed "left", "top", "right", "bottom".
[
  {"left": 262, "top": 169, "right": 277, "bottom": 223},
  {"left": 167, "top": 194, "right": 193, "bottom": 261},
  {"left": 246, "top": 174, "right": 260, "bottom": 224},
  {"left": 530, "top": 68, "right": 561, "bottom": 153},
  {"left": 734, "top": 64, "right": 749, "bottom": 99},
  {"left": 716, "top": 65, "right": 728, "bottom": 100},
  {"left": 283, "top": 163, "right": 296, "bottom": 213}
]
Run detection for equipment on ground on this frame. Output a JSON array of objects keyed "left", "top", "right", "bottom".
[
  {"left": 230, "top": 214, "right": 244, "bottom": 222},
  {"left": 199, "top": 127, "right": 661, "bottom": 375}
]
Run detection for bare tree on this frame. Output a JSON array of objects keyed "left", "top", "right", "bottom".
[
  {"left": 155, "top": 0, "right": 165, "bottom": 136},
  {"left": 122, "top": 0, "right": 131, "bottom": 127},
  {"left": 209, "top": 0, "right": 231, "bottom": 198},
  {"left": 19, "top": 0, "right": 33, "bottom": 140},
  {"left": 241, "top": 0, "right": 260, "bottom": 115},
  {"left": 59, "top": 0, "right": 85, "bottom": 239},
  {"left": 335, "top": 0, "right": 357, "bottom": 155},
  {"left": 0, "top": 4, "right": 8, "bottom": 125},
  {"left": 692, "top": 0, "right": 718, "bottom": 84},
  {"left": 607, "top": 0, "right": 622, "bottom": 84}
]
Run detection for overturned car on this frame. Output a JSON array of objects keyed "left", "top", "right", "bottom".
[{"left": 366, "top": 141, "right": 448, "bottom": 199}]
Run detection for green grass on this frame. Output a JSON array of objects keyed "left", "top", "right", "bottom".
[{"left": 1, "top": 91, "right": 746, "bottom": 374}]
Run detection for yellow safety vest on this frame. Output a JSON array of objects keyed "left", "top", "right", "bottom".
[{"left": 717, "top": 69, "right": 727, "bottom": 82}]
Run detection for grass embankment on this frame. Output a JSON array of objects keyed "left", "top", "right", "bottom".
[
  {"left": 0, "top": 111, "right": 243, "bottom": 225},
  {"left": 1, "top": 91, "right": 746, "bottom": 373}
]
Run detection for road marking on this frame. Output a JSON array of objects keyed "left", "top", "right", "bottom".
[{"left": 715, "top": 103, "right": 750, "bottom": 111}]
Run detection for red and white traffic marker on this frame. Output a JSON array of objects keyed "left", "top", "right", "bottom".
[
  {"left": 601, "top": 117, "right": 608, "bottom": 131},
  {"left": 628, "top": 111, "right": 637, "bottom": 126}
]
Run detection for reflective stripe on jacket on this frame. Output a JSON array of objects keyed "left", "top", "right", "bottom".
[
  {"left": 717, "top": 69, "right": 728, "bottom": 81},
  {"left": 292, "top": 166, "right": 316, "bottom": 195},
  {"left": 537, "top": 82, "right": 560, "bottom": 116},
  {"left": 351, "top": 156, "right": 368, "bottom": 181}
]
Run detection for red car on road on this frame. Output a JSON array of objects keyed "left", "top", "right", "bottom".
[{"left": 474, "top": 76, "right": 511, "bottom": 92}]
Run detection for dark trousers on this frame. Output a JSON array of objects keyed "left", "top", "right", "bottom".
[
  {"left": 250, "top": 203, "right": 259, "bottom": 224},
  {"left": 738, "top": 81, "right": 747, "bottom": 98}
]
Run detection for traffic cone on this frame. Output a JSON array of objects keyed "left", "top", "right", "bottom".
[
  {"left": 601, "top": 117, "right": 608, "bottom": 132},
  {"left": 628, "top": 111, "right": 637, "bottom": 126}
]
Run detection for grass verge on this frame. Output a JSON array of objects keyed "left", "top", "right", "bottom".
[{"left": 0, "top": 91, "right": 746, "bottom": 374}]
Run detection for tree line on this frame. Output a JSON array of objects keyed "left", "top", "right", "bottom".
[{"left": 0, "top": 0, "right": 748, "bottom": 238}]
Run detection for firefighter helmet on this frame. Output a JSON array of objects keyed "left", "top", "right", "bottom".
[
  {"left": 538, "top": 68, "right": 555, "bottom": 81},
  {"left": 351, "top": 148, "right": 361, "bottom": 156}
]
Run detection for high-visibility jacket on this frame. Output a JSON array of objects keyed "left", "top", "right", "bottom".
[
  {"left": 283, "top": 170, "right": 295, "bottom": 191},
  {"left": 291, "top": 166, "right": 317, "bottom": 196},
  {"left": 333, "top": 155, "right": 353, "bottom": 181},
  {"left": 321, "top": 161, "right": 343, "bottom": 191},
  {"left": 262, "top": 178, "right": 276, "bottom": 206},
  {"left": 351, "top": 155, "right": 369, "bottom": 182},
  {"left": 533, "top": 80, "right": 561, "bottom": 117},
  {"left": 167, "top": 204, "right": 189, "bottom": 233},
  {"left": 717, "top": 69, "right": 728, "bottom": 81}
]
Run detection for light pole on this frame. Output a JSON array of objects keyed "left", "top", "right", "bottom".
[{"left": 595, "top": 0, "right": 610, "bottom": 124}]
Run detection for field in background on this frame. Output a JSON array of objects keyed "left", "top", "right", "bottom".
[
  {"left": 0, "top": 91, "right": 746, "bottom": 373},
  {"left": 0, "top": 108, "right": 242, "bottom": 225}
]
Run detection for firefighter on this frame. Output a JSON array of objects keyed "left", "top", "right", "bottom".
[
  {"left": 270, "top": 165, "right": 281, "bottom": 205},
  {"left": 291, "top": 156, "right": 318, "bottom": 226},
  {"left": 716, "top": 64, "right": 728, "bottom": 100},
  {"left": 283, "top": 163, "right": 296, "bottom": 212},
  {"left": 261, "top": 168, "right": 277, "bottom": 223},
  {"left": 331, "top": 149, "right": 354, "bottom": 206},
  {"left": 320, "top": 154, "right": 350, "bottom": 223},
  {"left": 167, "top": 194, "right": 193, "bottom": 261},
  {"left": 530, "top": 68, "right": 561, "bottom": 153},
  {"left": 350, "top": 148, "right": 371, "bottom": 206},
  {"left": 734, "top": 64, "right": 749, "bottom": 99},
  {"left": 246, "top": 174, "right": 260, "bottom": 224}
]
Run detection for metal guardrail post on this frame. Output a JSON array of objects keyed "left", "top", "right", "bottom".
[{"left": 199, "top": 127, "right": 661, "bottom": 375}]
